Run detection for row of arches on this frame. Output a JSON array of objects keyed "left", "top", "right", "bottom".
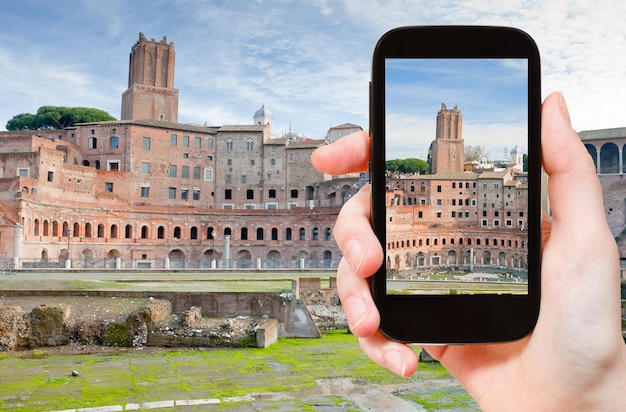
[
  {"left": 387, "top": 249, "right": 527, "bottom": 270},
  {"left": 30, "top": 219, "right": 333, "bottom": 243},
  {"left": 585, "top": 142, "right": 626, "bottom": 174},
  {"left": 387, "top": 234, "right": 526, "bottom": 251}
]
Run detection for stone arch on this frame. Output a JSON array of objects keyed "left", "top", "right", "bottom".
[
  {"left": 107, "top": 249, "right": 121, "bottom": 259},
  {"left": 482, "top": 251, "right": 491, "bottom": 265},
  {"left": 267, "top": 250, "right": 282, "bottom": 268},
  {"left": 169, "top": 249, "right": 185, "bottom": 268},
  {"left": 323, "top": 250, "right": 332, "bottom": 268},
  {"left": 498, "top": 251, "right": 507, "bottom": 266},
  {"left": 585, "top": 144, "right": 597, "bottom": 171},
  {"left": 446, "top": 250, "right": 457, "bottom": 265},
  {"left": 237, "top": 250, "right": 253, "bottom": 268},
  {"left": 600, "top": 142, "right": 619, "bottom": 174}
]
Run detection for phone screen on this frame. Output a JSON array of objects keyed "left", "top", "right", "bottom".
[{"left": 384, "top": 58, "right": 529, "bottom": 296}]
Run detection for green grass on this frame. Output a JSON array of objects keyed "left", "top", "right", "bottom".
[{"left": 0, "top": 330, "right": 477, "bottom": 411}]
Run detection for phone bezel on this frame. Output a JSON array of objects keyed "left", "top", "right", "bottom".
[{"left": 370, "top": 26, "right": 542, "bottom": 344}]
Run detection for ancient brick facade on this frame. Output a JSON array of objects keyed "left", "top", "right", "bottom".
[{"left": 0, "top": 33, "right": 362, "bottom": 269}]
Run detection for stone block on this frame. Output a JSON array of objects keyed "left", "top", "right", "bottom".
[{"left": 256, "top": 318, "right": 278, "bottom": 348}]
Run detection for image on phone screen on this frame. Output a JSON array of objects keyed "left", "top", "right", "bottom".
[{"left": 385, "top": 58, "right": 529, "bottom": 296}]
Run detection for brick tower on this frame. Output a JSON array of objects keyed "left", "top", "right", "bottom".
[
  {"left": 431, "top": 103, "right": 463, "bottom": 174},
  {"left": 121, "top": 33, "right": 179, "bottom": 122}
]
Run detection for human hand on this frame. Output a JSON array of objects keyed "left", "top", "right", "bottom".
[{"left": 311, "top": 92, "right": 626, "bottom": 410}]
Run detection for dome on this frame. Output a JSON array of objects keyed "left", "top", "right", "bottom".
[{"left": 254, "top": 103, "right": 272, "bottom": 118}]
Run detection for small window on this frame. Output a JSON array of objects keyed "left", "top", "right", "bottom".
[
  {"left": 141, "top": 162, "right": 150, "bottom": 174},
  {"left": 105, "top": 182, "right": 113, "bottom": 192},
  {"left": 194, "top": 137, "right": 202, "bottom": 148},
  {"left": 226, "top": 139, "right": 233, "bottom": 150},
  {"left": 181, "top": 189, "right": 189, "bottom": 200},
  {"left": 204, "top": 168, "right": 213, "bottom": 181},
  {"left": 110, "top": 136, "right": 119, "bottom": 149},
  {"left": 225, "top": 189, "right": 232, "bottom": 200},
  {"left": 290, "top": 189, "right": 298, "bottom": 199},
  {"left": 182, "top": 166, "right": 189, "bottom": 178},
  {"left": 241, "top": 175, "right": 247, "bottom": 184},
  {"left": 141, "top": 186, "right": 150, "bottom": 198},
  {"left": 247, "top": 139, "right": 254, "bottom": 150},
  {"left": 170, "top": 134, "right": 177, "bottom": 146},
  {"left": 88, "top": 137, "right": 97, "bottom": 149},
  {"left": 47, "top": 171, "right": 54, "bottom": 182},
  {"left": 142, "top": 137, "right": 151, "bottom": 150},
  {"left": 207, "top": 138, "right": 214, "bottom": 149},
  {"left": 437, "top": 185, "right": 442, "bottom": 192},
  {"left": 193, "top": 189, "right": 200, "bottom": 201},
  {"left": 194, "top": 167, "right": 201, "bottom": 179},
  {"left": 168, "top": 187, "right": 176, "bottom": 199},
  {"left": 183, "top": 135, "right": 189, "bottom": 147},
  {"left": 247, "top": 189, "right": 254, "bottom": 199},
  {"left": 169, "top": 165, "right": 177, "bottom": 177},
  {"left": 269, "top": 189, "right": 276, "bottom": 198}
]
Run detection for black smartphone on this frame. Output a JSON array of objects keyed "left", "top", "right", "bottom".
[{"left": 370, "top": 26, "right": 541, "bottom": 343}]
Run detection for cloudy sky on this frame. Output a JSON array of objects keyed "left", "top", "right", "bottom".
[{"left": 1, "top": 0, "right": 625, "bottom": 152}]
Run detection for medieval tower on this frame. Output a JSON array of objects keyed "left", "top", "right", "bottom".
[
  {"left": 121, "top": 33, "right": 179, "bottom": 122},
  {"left": 431, "top": 103, "right": 463, "bottom": 174}
]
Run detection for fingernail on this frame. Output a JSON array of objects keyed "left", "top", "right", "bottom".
[
  {"left": 557, "top": 92, "right": 571, "bottom": 124},
  {"left": 345, "top": 238, "right": 365, "bottom": 274},
  {"left": 345, "top": 296, "right": 368, "bottom": 331},
  {"left": 384, "top": 349, "right": 407, "bottom": 377}
]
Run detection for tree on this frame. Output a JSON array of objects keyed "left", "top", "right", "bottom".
[
  {"left": 464, "top": 145, "right": 490, "bottom": 162},
  {"left": 386, "top": 158, "right": 429, "bottom": 175},
  {"left": 6, "top": 106, "right": 116, "bottom": 130}
]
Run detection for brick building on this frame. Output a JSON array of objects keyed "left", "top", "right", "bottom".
[
  {"left": 0, "top": 33, "right": 362, "bottom": 269},
  {"left": 385, "top": 104, "right": 529, "bottom": 276}
]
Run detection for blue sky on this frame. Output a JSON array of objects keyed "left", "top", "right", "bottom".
[
  {"left": 386, "top": 58, "right": 528, "bottom": 160},
  {"left": 1, "top": 0, "right": 625, "bottom": 148}
]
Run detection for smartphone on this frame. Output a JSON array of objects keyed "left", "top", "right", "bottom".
[{"left": 370, "top": 26, "right": 541, "bottom": 343}]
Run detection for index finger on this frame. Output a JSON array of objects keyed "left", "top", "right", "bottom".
[{"left": 311, "top": 130, "right": 370, "bottom": 175}]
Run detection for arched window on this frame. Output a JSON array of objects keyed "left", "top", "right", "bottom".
[
  {"left": 325, "top": 227, "right": 331, "bottom": 241},
  {"left": 158, "top": 226, "right": 165, "bottom": 239},
  {"left": 141, "top": 225, "right": 149, "bottom": 239},
  {"left": 271, "top": 228, "right": 278, "bottom": 241},
  {"left": 190, "top": 226, "right": 198, "bottom": 239},
  {"left": 226, "top": 139, "right": 233, "bottom": 150},
  {"left": 110, "top": 136, "right": 119, "bottom": 149},
  {"left": 125, "top": 224, "right": 132, "bottom": 238},
  {"left": 285, "top": 228, "right": 292, "bottom": 241},
  {"left": 312, "top": 227, "right": 319, "bottom": 240},
  {"left": 34, "top": 219, "right": 40, "bottom": 236},
  {"left": 241, "top": 227, "right": 248, "bottom": 240},
  {"left": 97, "top": 224, "right": 105, "bottom": 238},
  {"left": 207, "top": 226, "right": 215, "bottom": 239},
  {"left": 73, "top": 222, "right": 80, "bottom": 237},
  {"left": 299, "top": 227, "right": 306, "bottom": 240},
  {"left": 247, "top": 139, "right": 253, "bottom": 151},
  {"left": 85, "top": 223, "right": 92, "bottom": 238},
  {"left": 256, "top": 228, "right": 264, "bottom": 241},
  {"left": 173, "top": 226, "right": 181, "bottom": 239},
  {"left": 224, "top": 227, "right": 232, "bottom": 237},
  {"left": 110, "top": 224, "right": 118, "bottom": 238},
  {"left": 52, "top": 221, "right": 59, "bottom": 236}
]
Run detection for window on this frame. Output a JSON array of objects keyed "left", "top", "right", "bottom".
[
  {"left": 124, "top": 224, "right": 132, "bottom": 238},
  {"left": 271, "top": 158, "right": 276, "bottom": 166},
  {"left": 437, "top": 185, "right": 442, "bottom": 192},
  {"left": 313, "top": 227, "right": 319, "bottom": 240},
  {"left": 194, "top": 137, "right": 202, "bottom": 148},
  {"left": 182, "top": 166, "right": 189, "bottom": 178},
  {"left": 226, "top": 139, "right": 233, "bottom": 150},
  {"left": 257, "top": 228, "right": 264, "bottom": 240},
  {"left": 190, "top": 226, "right": 198, "bottom": 239},
  {"left": 181, "top": 189, "right": 189, "bottom": 200},
  {"left": 290, "top": 189, "right": 298, "bottom": 198},
  {"left": 105, "top": 182, "right": 113, "bottom": 192},
  {"left": 226, "top": 175, "right": 231, "bottom": 184},
  {"left": 299, "top": 228, "right": 306, "bottom": 240},
  {"left": 246, "top": 189, "right": 254, "bottom": 199},
  {"left": 482, "top": 219, "right": 488, "bottom": 226},
  {"left": 173, "top": 227, "right": 181, "bottom": 239},
  {"left": 193, "top": 167, "right": 201, "bottom": 179},
  {"left": 183, "top": 153, "right": 189, "bottom": 158},
  {"left": 47, "top": 171, "right": 53, "bottom": 182},
  {"left": 139, "top": 163, "right": 150, "bottom": 175},
  {"left": 241, "top": 175, "right": 247, "bottom": 184},
  {"left": 271, "top": 228, "right": 278, "bottom": 240},
  {"left": 207, "top": 227, "right": 215, "bottom": 239},
  {"left": 250, "top": 159, "right": 255, "bottom": 166},
  {"left": 241, "top": 227, "right": 248, "bottom": 240},
  {"left": 207, "top": 138, "right": 214, "bottom": 149},
  {"left": 158, "top": 226, "right": 165, "bottom": 239},
  {"left": 170, "top": 134, "right": 177, "bottom": 146},
  {"left": 141, "top": 226, "right": 149, "bottom": 239},
  {"left": 225, "top": 189, "right": 232, "bottom": 199},
  {"left": 452, "top": 182, "right": 456, "bottom": 189},
  {"left": 247, "top": 139, "right": 254, "bottom": 150},
  {"left": 269, "top": 189, "right": 276, "bottom": 198},
  {"left": 168, "top": 187, "right": 176, "bottom": 199},
  {"left": 436, "top": 212, "right": 442, "bottom": 218},
  {"left": 436, "top": 199, "right": 442, "bottom": 206},
  {"left": 325, "top": 227, "right": 332, "bottom": 240},
  {"left": 88, "top": 137, "right": 97, "bottom": 149},
  {"left": 107, "top": 161, "right": 119, "bottom": 171},
  {"left": 142, "top": 137, "right": 151, "bottom": 150},
  {"left": 286, "top": 228, "right": 292, "bottom": 240},
  {"left": 193, "top": 189, "right": 200, "bottom": 200},
  {"left": 141, "top": 186, "right": 150, "bottom": 198},
  {"left": 183, "top": 135, "right": 189, "bottom": 147},
  {"left": 227, "top": 159, "right": 232, "bottom": 166},
  {"left": 169, "top": 165, "right": 177, "bottom": 177},
  {"left": 110, "top": 136, "right": 119, "bottom": 149},
  {"left": 204, "top": 168, "right": 213, "bottom": 181}
]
